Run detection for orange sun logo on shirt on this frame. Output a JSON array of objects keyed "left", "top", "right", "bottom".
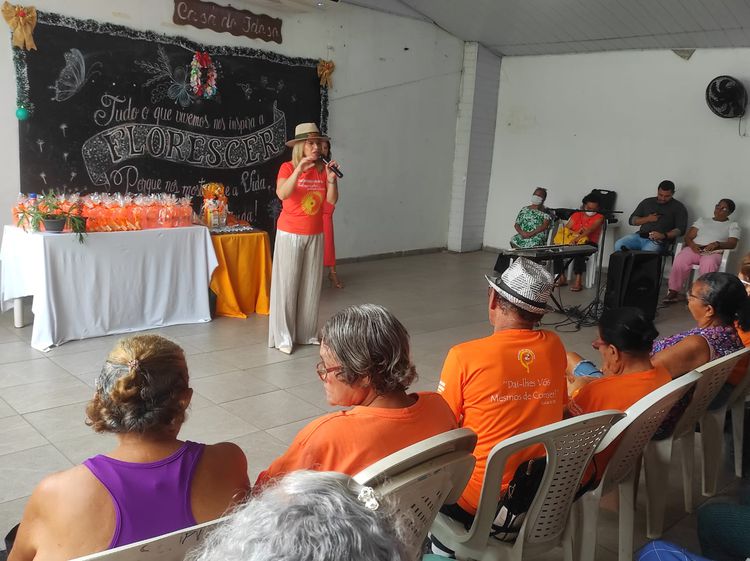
[
  {"left": 518, "top": 349, "right": 535, "bottom": 374},
  {"left": 301, "top": 192, "right": 323, "bottom": 216}
]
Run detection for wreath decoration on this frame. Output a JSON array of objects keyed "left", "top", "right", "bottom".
[{"left": 190, "top": 51, "right": 217, "bottom": 99}]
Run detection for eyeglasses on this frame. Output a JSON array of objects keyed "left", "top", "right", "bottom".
[
  {"left": 316, "top": 361, "right": 342, "bottom": 381},
  {"left": 686, "top": 292, "right": 709, "bottom": 304},
  {"left": 715, "top": 204, "right": 731, "bottom": 212}
]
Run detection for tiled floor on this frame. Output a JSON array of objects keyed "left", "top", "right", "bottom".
[{"left": 0, "top": 250, "right": 743, "bottom": 559}]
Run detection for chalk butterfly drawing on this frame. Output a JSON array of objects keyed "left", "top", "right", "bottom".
[
  {"left": 238, "top": 83, "right": 254, "bottom": 100},
  {"left": 135, "top": 45, "right": 193, "bottom": 108},
  {"left": 49, "top": 49, "right": 102, "bottom": 102}
]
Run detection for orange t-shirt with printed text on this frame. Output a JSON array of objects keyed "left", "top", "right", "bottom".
[
  {"left": 254, "top": 392, "right": 457, "bottom": 487},
  {"left": 438, "top": 329, "right": 567, "bottom": 514},
  {"left": 728, "top": 324, "right": 750, "bottom": 386},
  {"left": 568, "top": 365, "right": 671, "bottom": 481},
  {"left": 276, "top": 161, "right": 326, "bottom": 235}
]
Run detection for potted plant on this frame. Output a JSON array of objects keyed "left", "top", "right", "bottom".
[{"left": 16, "top": 191, "right": 87, "bottom": 243}]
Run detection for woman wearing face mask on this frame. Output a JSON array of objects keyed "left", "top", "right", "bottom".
[
  {"left": 553, "top": 193, "right": 605, "bottom": 291},
  {"left": 510, "top": 187, "right": 552, "bottom": 248},
  {"left": 493, "top": 187, "right": 553, "bottom": 274}
]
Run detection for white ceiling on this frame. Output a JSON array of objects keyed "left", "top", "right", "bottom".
[{"left": 338, "top": 0, "right": 750, "bottom": 56}]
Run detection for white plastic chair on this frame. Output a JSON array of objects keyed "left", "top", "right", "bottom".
[
  {"left": 574, "top": 372, "right": 701, "bottom": 561},
  {"left": 565, "top": 253, "right": 597, "bottom": 289},
  {"left": 430, "top": 410, "right": 624, "bottom": 561},
  {"left": 700, "top": 349, "right": 750, "bottom": 495},
  {"left": 69, "top": 516, "right": 227, "bottom": 561},
  {"left": 644, "top": 347, "right": 750, "bottom": 538},
  {"left": 353, "top": 428, "right": 478, "bottom": 561}
]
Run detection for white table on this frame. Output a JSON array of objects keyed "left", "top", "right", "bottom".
[{"left": 0, "top": 225, "right": 218, "bottom": 351}]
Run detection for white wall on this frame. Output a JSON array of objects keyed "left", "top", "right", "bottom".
[
  {"left": 485, "top": 49, "right": 750, "bottom": 270},
  {"left": 0, "top": 0, "right": 464, "bottom": 258}
]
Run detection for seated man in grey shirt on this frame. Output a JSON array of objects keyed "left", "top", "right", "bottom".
[{"left": 614, "top": 180, "right": 688, "bottom": 253}]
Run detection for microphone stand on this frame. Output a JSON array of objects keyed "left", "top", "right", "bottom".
[
  {"left": 589, "top": 218, "right": 609, "bottom": 318},
  {"left": 580, "top": 211, "right": 622, "bottom": 323},
  {"left": 555, "top": 211, "right": 621, "bottom": 329}
]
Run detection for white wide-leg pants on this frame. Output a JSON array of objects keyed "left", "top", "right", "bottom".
[{"left": 268, "top": 230, "right": 324, "bottom": 351}]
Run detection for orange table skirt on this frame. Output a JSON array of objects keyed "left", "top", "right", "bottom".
[{"left": 210, "top": 231, "right": 272, "bottom": 318}]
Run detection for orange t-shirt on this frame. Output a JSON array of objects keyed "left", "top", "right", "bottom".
[
  {"left": 276, "top": 161, "right": 326, "bottom": 235},
  {"left": 437, "top": 329, "right": 567, "bottom": 514},
  {"left": 568, "top": 365, "right": 671, "bottom": 481},
  {"left": 568, "top": 365, "right": 672, "bottom": 417},
  {"left": 728, "top": 324, "right": 750, "bottom": 386},
  {"left": 254, "top": 392, "right": 457, "bottom": 486}
]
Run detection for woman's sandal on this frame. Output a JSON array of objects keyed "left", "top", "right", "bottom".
[
  {"left": 662, "top": 293, "right": 681, "bottom": 304},
  {"left": 328, "top": 270, "right": 344, "bottom": 289}
]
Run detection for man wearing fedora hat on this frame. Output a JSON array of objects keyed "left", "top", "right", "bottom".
[
  {"left": 436, "top": 258, "right": 567, "bottom": 525},
  {"left": 268, "top": 123, "right": 339, "bottom": 354}
]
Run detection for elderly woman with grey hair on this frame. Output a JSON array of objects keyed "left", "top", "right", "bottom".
[
  {"left": 8, "top": 335, "right": 249, "bottom": 561},
  {"left": 191, "top": 470, "right": 408, "bottom": 561},
  {"left": 255, "top": 304, "right": 456, "bottom": 487},
  {"left": 650, "top": 272, "right": 747, "bottom": 379}
]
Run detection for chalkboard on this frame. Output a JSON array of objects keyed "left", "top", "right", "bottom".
[{"left": 14, "top": 12, "right": 328, "bottom": 233}]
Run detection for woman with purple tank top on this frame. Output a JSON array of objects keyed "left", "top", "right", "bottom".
[
  {"left": 648, "top": 272, "right": 749, "bottom": 439},
  {"left": 650, "top": 272, "right": 746, "bottom": 378},
  {"left": 9, "top": 335, "right": 250, "bottom": 561}
]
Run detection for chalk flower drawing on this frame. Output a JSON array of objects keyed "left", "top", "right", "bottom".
[
  {"left": 49, "top": 48, "right": 102, "bottom": 102},
  {"left": 135, "top": 45, "right": 193, "bottom": 108}
]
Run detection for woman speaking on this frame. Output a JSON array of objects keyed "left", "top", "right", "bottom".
[{"left": 269, "top": 123, "right": 339, "bottom": 355}]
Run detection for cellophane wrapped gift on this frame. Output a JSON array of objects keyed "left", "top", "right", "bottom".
[
  {"left": 201, "top": 183, "right": 228, "bottom": 228},
  {"left": 14, "top": 192, "right": 209, "bottom": 232}
]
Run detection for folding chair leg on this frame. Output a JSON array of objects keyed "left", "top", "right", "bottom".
[
  {"left": 577, "top": 491, "right": 601, "bottom": 561},
  {"left": 680, "top": 431, "right": 696, "bottom": 513},
  {"left": 732, "top": 400, "right": 746, "bottom": 478},
  {"left": 700, "top": 410, "right": 726, "bottom": 497},
  {"left": 645, "top": 438, "right": 673, "bottom": 539},
  {"left": 618, "top": 472, "right": 637, "bottom": 561}
]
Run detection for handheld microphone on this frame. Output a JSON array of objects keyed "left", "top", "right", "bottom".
[{"left": 321, "top": 156, "right": 343, "bottom": 179}]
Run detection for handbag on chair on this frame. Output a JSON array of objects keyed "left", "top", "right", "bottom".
[{"left": 553, "top": 226, "right": 588, "bottom": 246}]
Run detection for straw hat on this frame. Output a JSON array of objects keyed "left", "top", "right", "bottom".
[
  {"left": 485, "top": 258, "right": 553, "bottom": 314},
  {"left": 285, "top": 123, "right": 330, "bottom": 147}
]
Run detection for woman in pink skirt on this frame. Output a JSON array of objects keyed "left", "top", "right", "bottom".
[{"left": 664, "top": 198, "right": 739, "bottom": 303}]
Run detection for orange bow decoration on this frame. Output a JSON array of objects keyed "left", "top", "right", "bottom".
[
  {"left": 317, "top": 59, "right": 335, "bottom": 88},
  {"left": 2, "top": 2, "right": 37, "bottom": 51},
  {"left": 202, "top": 182, "right": 227, "bottom": 202}
]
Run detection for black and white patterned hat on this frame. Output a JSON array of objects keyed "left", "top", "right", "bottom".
[{"left": 485, "top": 258, "right": 553, "bottom": 314}]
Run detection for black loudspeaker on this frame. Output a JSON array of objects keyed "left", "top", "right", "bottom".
[{"left": 604, "top": 251, "right": 661, "bottom": 320}]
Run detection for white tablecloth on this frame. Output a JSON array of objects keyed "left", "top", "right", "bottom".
[{"left": 0, "top": 225, "right": 218, "bottom": 351}]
